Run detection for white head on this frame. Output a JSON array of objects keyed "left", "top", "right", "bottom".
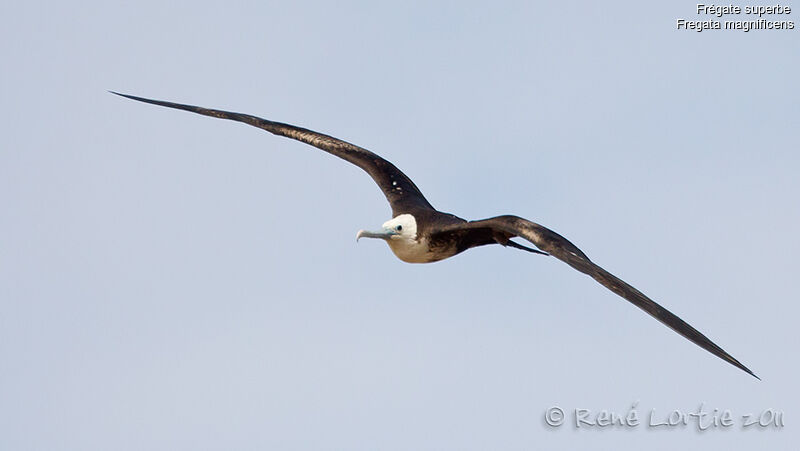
[
  {"left": 356, "top": 214, "right": 437, "bottom": 263},
  {"left": 357, "top": 213, "right": 430, "bottom": 262},
  {"left": 356, "top": 213, "right": 418, "bottom": 243}
]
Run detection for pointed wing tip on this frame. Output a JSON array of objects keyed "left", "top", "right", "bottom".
[
  {"left": 743, "top": 366, "right": 761, "bottom": 381},
  {"left": 729, "top": 358, "right": 759, "bottom": 380},
  {"left": 109, "top": 91, "right": 138, "bottom": 101}
]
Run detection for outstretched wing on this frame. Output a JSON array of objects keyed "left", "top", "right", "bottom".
[
  {"left": 111, "top": 92, "right": 434, "bottom": 216},
  {"left": 449, "top": 215, "right": 758, "bottom": 379}
]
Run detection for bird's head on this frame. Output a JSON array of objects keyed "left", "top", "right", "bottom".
[{"left": 356, "top": 213, "right": 418, "bottom": 243}]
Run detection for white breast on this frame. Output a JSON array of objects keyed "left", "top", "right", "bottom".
[
  {"left": 387, "top": 236, "right": 453, "bottom": 263},
  {"left": 381, "top": 213, "right": 455, "bottom": 263},
  {"left": 387, "top": 237, "right": 431, "bottom": 263}
]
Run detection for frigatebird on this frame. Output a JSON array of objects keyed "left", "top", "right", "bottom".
[{"left": 112, "top": 92, "right": 758, "bottom": 379}]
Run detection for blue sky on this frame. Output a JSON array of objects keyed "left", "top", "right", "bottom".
[{"left": 2, "top": 1, "right": 798, "bottom": 450}]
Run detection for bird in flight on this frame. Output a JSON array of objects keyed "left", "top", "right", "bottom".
[{"left": 112, "top": 92, "right": 758, "bottom": 379}]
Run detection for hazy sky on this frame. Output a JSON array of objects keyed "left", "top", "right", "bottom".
[{"left": 2, "top": 1, "right": 798, "bottom": 450}]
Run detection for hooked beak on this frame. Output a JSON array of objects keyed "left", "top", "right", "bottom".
[{"left": 356, "top": 228, "right": 398, "bottom": 241}]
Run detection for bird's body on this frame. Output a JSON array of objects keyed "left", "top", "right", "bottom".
[
  {"left": 113, "top": 92, "right": 758, "bottom": 379},
  {"left": 377, "top": 213, "right": 436, "bottom": 263},
  {"left": 375, "top": 212, "right": 469, "bottom": 263}
]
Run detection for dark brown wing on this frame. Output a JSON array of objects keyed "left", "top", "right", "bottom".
[
  {"left": 111, "top": 92, "right": 434, "bottom": 216},
  {"left": 444, "top": 215, "right": 758, "bottom": 379}
]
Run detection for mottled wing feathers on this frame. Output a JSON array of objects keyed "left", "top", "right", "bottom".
[
  {"left": 111, "top": 92, "right": 434, "bottom": 216},
  {"left": 452, "top": 215, "right": 758, "bottom": 379}
]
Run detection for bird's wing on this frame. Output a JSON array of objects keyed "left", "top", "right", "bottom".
[
  {"left": 111, "top": 92, "right": 435, "bottom": 216},
  {"left": 446, "top": 215, "right": 758, "bottom": 379}
]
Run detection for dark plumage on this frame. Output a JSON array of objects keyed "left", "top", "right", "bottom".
[{"left": 112, "top": 92, "right": 758, "bottom": 379}]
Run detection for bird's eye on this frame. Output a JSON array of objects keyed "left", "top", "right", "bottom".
[{"left": 396, "top": 225, "right": 403, "bottom": 231}]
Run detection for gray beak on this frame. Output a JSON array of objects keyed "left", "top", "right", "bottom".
[{"left": 356, "top": 228, "right": 398, "bottom": 241}]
